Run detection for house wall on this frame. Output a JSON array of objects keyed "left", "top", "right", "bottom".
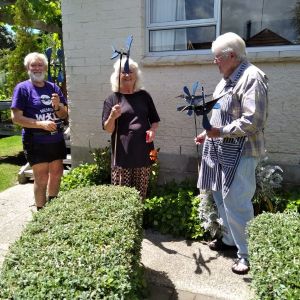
[{"left": 61, "top": 0, "right": 300, "bottom": 186}]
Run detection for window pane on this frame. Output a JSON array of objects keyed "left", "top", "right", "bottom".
[
  {"left": 221, "top": 0, "right": 300, "bottom": 46},
  {"left": 150, "top": 0, "right": 214, "bottom": 23},
  {"left": 185, "top": 0, "right": 214, "bottom": 20},
  {"left": 150, "top": 26, "right": 215, "bottom": 52}
]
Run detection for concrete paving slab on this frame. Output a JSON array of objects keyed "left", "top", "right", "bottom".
[{"left": 141, "top": 230, "right": 254, "bottom": 300}]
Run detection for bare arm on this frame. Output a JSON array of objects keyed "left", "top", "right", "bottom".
[
  {"left": 11, "top": 108, "right": 57, "bottom": 132},
  {"left": 51, "top": 93, "right": 68, "bottom": 120},
  {"left": 103, "top": 104, "right": 121, "bottom": 133},
  {"left": 146, "top": 122, "right": 159, "bottom": 143}
]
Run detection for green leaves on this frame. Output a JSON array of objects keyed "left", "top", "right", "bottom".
[
  {"left": 248, "top": 212, "right": 300, "bottom": 299},
  {"left": 144, "top": 180, "right": 205, "bottom": 239},
  {"left": 0, "top": 185, "right": 144, "bottom": 299}
]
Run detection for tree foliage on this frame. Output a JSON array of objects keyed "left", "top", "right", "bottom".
[
  {"left": 0, "top": 0, "right": 62, "bottom": 99},
  {"left": 0, "top": 25, "right": 15, "bottom": 50}
]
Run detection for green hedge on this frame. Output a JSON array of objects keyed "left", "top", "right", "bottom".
[
  {"left": 248, "top": 212, "right": 300, "bottom": 300},
  {"left": 0, "top": 185, "right": 144, "bottom": 299}
]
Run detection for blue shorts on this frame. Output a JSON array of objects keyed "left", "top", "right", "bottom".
[{"left": 23, "top": 139, "right": 67, "bottom": 166}]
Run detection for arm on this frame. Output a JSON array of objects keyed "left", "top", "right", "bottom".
[
  {"left": 11, "top": 108, "right": 57, "bottom": 132},
  {"left": 51, "top": 93, "right": 68, "bottom": 120},
  {"left": 146, "top": 122, "right": 159, "bottom": 143},
  {"left": 207, "top": 78, "right": 268, "bottom": 139},
  {"left": 194, "top": 131, "right": 206, "bottom": 144},
  {"left": 103, "top": 104, "right": 121, "bottom": 134},
  {"left": 220, "top": 78, "right": 268, "bottom": 137}
]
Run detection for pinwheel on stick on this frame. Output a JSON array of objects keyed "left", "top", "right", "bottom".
[
  {"left": 110, "top": 35, "right": 133, "bottom": 166},
  {"left": 45, "top": 47, "right": 64, "bottom": 88},
  {"left": 176, "top": 81, "right": 220, "bottom": 168}
]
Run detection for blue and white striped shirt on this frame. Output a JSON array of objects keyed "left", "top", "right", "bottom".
[{"left": 215, "top": 61, "right": 268, "bottom": 157}]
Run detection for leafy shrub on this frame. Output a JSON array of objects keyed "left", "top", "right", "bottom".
[
  {"left": 60, "top": 145, "right": 111, "bottom": 192},
  {"left": 60, "top": 163, "right": 99, "bottom": 191},
  {"left": 90, "top": 144, "right": 111, "bottom": 184},
  {"left": 282, "top": 187, "right": 300, "bottom": 213},
  {"left": 144, "top": 180, "right": 204, "bottom": 239},
  {"left": 248, "top": 212, "right": 300, "bottom": 300},
  {"left": 198, "top": 190, "right": 223, "bottom": 239},
  {"left": 253, "top": 158, "right": 284, "bottom": 214},
  {"left": 0, "top": 185, "right": 144, "bottom": 299}
]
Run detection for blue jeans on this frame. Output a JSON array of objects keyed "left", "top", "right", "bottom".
[{"left": 212, "top": 156, "right": 259, "bottom": 259}]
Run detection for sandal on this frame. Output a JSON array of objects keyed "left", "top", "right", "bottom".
[
  {"left": 208, "top": 239, "right": 237, "bottom": 251},
  {"left": 232, "top": 258, "right": 250, "bottom": 275}
]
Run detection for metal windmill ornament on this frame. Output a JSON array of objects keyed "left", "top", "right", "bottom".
[
  {"left": 176, "top": 81, "right": 220, "bottom": 169},
  {"left": 45, "top": 47, "right": 64, "bottom": 87},
  {"left": 109, "top": 35, "right": 133, "bottom": 166},
  {"left": 111, "top": 35, "right": 133, "bottom": 75},
  {"left": 176, "top": 81, "right": 220, "bottom": 130}
]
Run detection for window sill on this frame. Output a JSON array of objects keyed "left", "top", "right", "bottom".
[{"left": 141, "top": 47, "right": 300, "bottom": 67}]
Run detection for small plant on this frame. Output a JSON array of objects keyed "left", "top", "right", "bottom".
[
  {"left": 144, "top": 180, "right": 204, "bottom": 239},
  {"left": 147, "top": 148, "right": 160, "bottom": 197},
  {"left": 90, "top": 143, "right": 111, "bottom": 184},
  {"left": 253, "top": 157, "right": 284, "bottom": 214},
  {"left": 60, "top": 144, "right": 111, "bottom": 192},
  {"left": 198, "top": 190, "right": 224, "bottom": 239}
]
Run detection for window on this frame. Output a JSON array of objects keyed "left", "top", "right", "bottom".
[
  {"left": 147, "top": 0, "right": 219, "bottom": 52},
  {"left": 146, "top": 0, "right": 300, "bottom": 52}
]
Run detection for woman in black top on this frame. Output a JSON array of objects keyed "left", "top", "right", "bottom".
[{"left": 102, "top": 57, "right": 160, "bottom": 199}]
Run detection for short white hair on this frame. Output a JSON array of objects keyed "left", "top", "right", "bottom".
[
  {"left": 211, "top": 32, "right": 247, "bottom": 61},
  {"left": 24, "top": 52, "right": 48, "bottom": 69},
  {"left": 110, "top": 57, "right": 143, "bottom": 92}
]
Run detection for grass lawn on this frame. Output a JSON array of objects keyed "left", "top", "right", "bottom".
[
  {"left": 0, "top": 135, "right": 23, "bottom": 157},
  {"left": 0, "top": 135, "right": 25, "bottom": 192},
  {"left": 0, "top": 163, "right": 21, "bottom": 191}
]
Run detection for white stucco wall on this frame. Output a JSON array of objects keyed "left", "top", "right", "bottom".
[{"left": 61, "top": 0, "right": 300, "bottom": 185}]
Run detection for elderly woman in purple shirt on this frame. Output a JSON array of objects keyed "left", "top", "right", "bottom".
[{"left": 11, "top": 52, "right": 68, "bottom": 210}]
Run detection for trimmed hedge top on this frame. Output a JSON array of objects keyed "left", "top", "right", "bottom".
[
  {"left": 0, "top": 185, "right": 144, "bottom": 299},
  {"left": 248, "top": 212, "right": 300, "bottom": 300}
]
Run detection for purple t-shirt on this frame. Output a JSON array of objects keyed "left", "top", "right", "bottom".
[{"left": 11, "top": 80, "right": 67, "bottom": 143}]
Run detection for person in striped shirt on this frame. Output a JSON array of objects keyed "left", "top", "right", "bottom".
[{"left": 195, "top": 32, "right": 268, "bottom": 275}]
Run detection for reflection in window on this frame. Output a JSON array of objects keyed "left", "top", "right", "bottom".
[
  {"left": 150, "top": 27, "right": 216, "bottom": 52},
  {"left": 221, "top": 0, "right": 300, "bottom": 46},
  {"left": 148, "top": 0, "right": 216, "bottom": 51},
  {"left": 147, "top": 0, "right": 300, "bottom": 52}
]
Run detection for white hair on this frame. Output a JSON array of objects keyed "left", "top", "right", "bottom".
[
  {"left": 24, "top": 52, "right": 48, "bottom": 69},
  {"left": 110, "top": 57, "right": 143, "bottom": 92},
  {"left": 211, "top": 32, "right": 247, "bottom": 61}
]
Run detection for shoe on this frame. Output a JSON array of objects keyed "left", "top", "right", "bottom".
[
  {"left": 232, "top": 258, "right": 250, "bottom": 275},
  {"left": 208, "top": 239, "right": 237, "bottom": 251}
]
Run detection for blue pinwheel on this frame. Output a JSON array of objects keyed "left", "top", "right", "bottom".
[
  {"left": 111, "top": 35, "right": 133, "bottom": 74},
  {"left": 176, "top": 81, "right": 220, "bottom": 169},
  {"left": 177, "top": 81, "right": 220, "bottom": 130},
  {"left": 45, "top": 47, "right": 53, "bottom": 82},
  {"left": 44, "top": 47, "right": 64, "bottom": 87},
  {"left": 56, "top": 49, "right": 64, "bottom": 84}
]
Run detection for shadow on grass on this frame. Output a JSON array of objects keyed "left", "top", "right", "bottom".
[{"left": 0, "top": 152, "right": 26, "bottom": 166}]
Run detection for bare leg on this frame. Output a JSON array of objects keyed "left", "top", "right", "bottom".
[
  {"left": 32, "top": 162, "right": 50, "bottom": 209},
  {"left": 47, "top": 159, "right": 64, "bottom": 197}
]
